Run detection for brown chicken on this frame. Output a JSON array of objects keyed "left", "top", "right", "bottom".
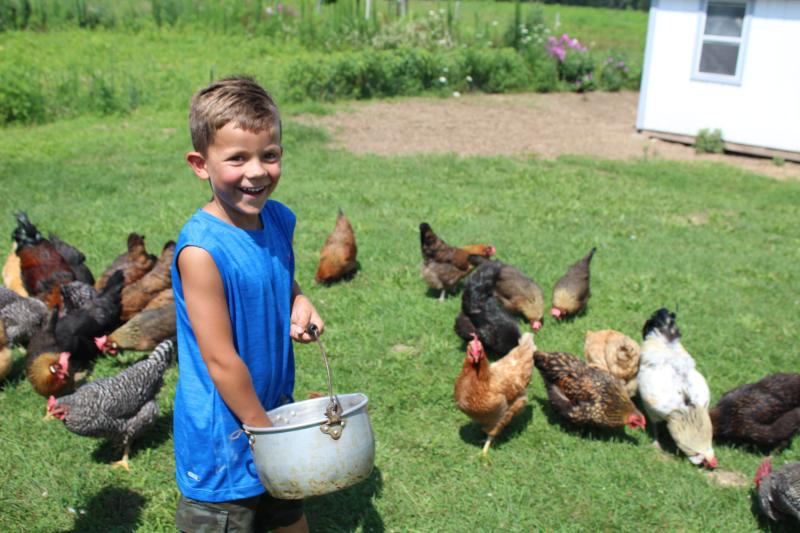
[
  {"left": 460, "top": 244, "right": 496, "bottom": 258},
  {"left": 454, "top": 333, "right": 535, "bottom": 455},
  {"left": 420, "top": 223, "right": 487, "bottom": 301},
  {"left": 584, "top": 329, "right": 640, "bottom": 397},
  {"left": 315, "top": 209, "right": 358, "bottom": 284},
  {"left": 95, "top": 233, "right": 157, "bottom": 290},
  {"left": 25, "top": 309, "right": 73, "bottom": 399},
  {"left": 120, "top": 241, "right": 175, "bottom": 320},
  {"left": 100, "top": 290, "right": 176, "bottom": 353},
  {"left": 710, "top": 373, "right": 800, "bottom": 450},
  {"left": 493, "top": 261, "right": 545, "bottom": 332},
  {"left": 534, "top": 350, "right": 646, "bottom": 431},
  {"left": 12, "top": 212, "right": 75, "bottom": 300},
  {"left": 551, "top": 247, "right": 596, "bottom": 320},
  {"left": 0, "top": 319, "right": 11, "bottom": 381},
  {"left": 2, "top": 242, "right": 28, "bottom": 297}
]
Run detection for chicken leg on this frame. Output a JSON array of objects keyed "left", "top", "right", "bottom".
[
  {"left": 111, "top": 443, "right": 131, "bottom": 471},
  {"left": 483, "top": 396, "right": 527, "bottom": 456}
]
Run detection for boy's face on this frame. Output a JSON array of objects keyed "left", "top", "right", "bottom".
[{"left": 187, "top": 122, "right": 282, "bottom": 230}]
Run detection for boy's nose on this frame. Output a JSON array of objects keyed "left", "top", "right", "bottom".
[{"left": 243, "top": 158, "right": 266, "bottom": 178}]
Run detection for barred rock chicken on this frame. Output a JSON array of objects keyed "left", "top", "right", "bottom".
[
  {"left": 120, "top": 240, "right": 174, "bottom": 320},
  {"left": 584, "top": 329, "right": 641, "bottom": 397},
  {"left": 25, "top": 309, "right": 73, "bottom": 399},
  {"left": 454, "top": 333, "right": 535, "bottom": 455},
  {"left": 551, "top": 247, "right": 596, "bottom": 320},
  {"left": 47, "top": 337, "right": 177, "bottom": 471},
  {"left": 755, "top": 457, "right": 800, "bottom": 524},
  {"left": 315, "top": 209, "right": 358, "bottom": 284},
  {"left": 95, "top": 233, "right": 157, "bottom": 290},
  {"left": 12, "top": 212, "right": 75, "bottom": 300},
  {"left": 637, "top": 308, "right": 717, "bottom": 468},
  {"left": 534, "top": 350, "right": 646, "bottom": 431},
  {"left": 0, "top": 286, "right": 48, "bottom": 346},
  {"left": 492, "top": 260, "right": 545, "bottom": 332},
  {"left": 3, "top": 242, "right": 28, "bottom": 296},
  {"left": 0, "top": 319, "right": 11, "bottom": 381},
  {"left": 55, "top": 270, "right": 124, "bottom": 370},
  {"left": 710, "top": 373, "right": 800, "bottom": 450},
  {"left": 99, "top": 290, "right": 176, "bottom": 353},
  {"left": 48, "top": 233, "right": 94, "bottom": 286},
  {"left": 454, "top": 259, "right": 520, "bottom": 357},
  {"left": 420, "top": 223, "right": 490, "bottom": 302}
]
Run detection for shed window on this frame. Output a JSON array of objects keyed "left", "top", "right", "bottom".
[{"left": 694, "top": 0, "right": 750, "bottom": 84}]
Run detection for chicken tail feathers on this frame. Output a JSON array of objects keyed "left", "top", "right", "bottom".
[
  {"left": 12, "top": 212, "right": 43, "bottom": 251},
  {"left": 642, "top": 307, "right": 681, "bottom": 342},
  {"left": 150, "top": 337, "right": 177, "bottom": 370}
]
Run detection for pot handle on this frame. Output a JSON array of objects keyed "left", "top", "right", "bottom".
[{"left": 307, "top": 324, "right": 345, "bottom": 440}]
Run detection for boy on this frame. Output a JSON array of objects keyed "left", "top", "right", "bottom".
[{"left": 172, "top": 76, "right": 323, "bottom": 532}]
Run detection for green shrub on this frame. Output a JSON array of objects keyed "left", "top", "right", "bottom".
[
  {"left": 598, "top": 51, "right": 631, "bottom": 91},
  {"left": 695, "top": 128, "right": 724, "bottom": 154},
  {"left": 0, "top": 69, "right": 45, "bottom": 124}
]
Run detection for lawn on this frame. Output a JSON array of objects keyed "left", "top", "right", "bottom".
[{"left": 0, "top": 101, "right": 798, "bottom": 532}]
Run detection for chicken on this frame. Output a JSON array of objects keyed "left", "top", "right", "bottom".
[
  {"left": 534, "top": 350, "right": 646, "bottom": 431},
  {"left": 315, "top": 209, "right": 358, "bottom": 284},
  {"left": 47, "top": 337, "right": 177, "bottom": 471},
  {"left": 492, "top": 260, "right": 545, "bottom": 332},
  {"left": 637, "top": 308, "right": 717, "bottom": 468},
  {"left": 754, "top": 457, "right": 800, "bottom": 524},
  {"left": 2, "top": 242, "right": 28, "bottom": 296},
  {"left": 460, "top": 244, "right": 496, "bottom": 258},
  {"left": 419, "top": 222, "right": 475, "bottom": 301},
  {"left": 0, "top": 319, "right": 11, "bottom": 381},
  {"left": 454, "top": 259, "right": 520, "bottom": 357},
  {"left": 95, "top": 233, "right": 157, "bottom": 290},
  {"left": 48, "top": 233, "right": 94, "bottom": 286},
  {"left": 12, "top": 212, "right": 75, "bottom": 299},
  {"left": 55, "top": 270, "right": 124, "bottom": 370},
  {"left": 60, "top": 281, "right": 98, "bottom": 314},
  {"left": 454, "top": 333, "right": 535, "bottom": 455},
  {"left": 584, "top": 329, "right": 641, "bottom": 397},
  {"left": 25, "top": 309, "right": 73, "bottom": 398},
  {"left": 710, "top": 373, "right": 800, "bottom": 450},
  {"left": 100, "top": 292, "right": 176, "bottom": 353},
  {"left": 0, "top": 286, "right": 48, "bottom": 346},
  {"left": 120, "top": 240, "right": 174, "bottom": 320},
  {"left": 551, "top": 247, "right": 596, "bottom": 320}
]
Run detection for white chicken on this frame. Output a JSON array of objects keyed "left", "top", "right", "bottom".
[{"left": 637, "top": 308, "right": 717, "bottom": 468}]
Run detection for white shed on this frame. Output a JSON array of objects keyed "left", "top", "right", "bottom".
[{"left": 636, "top": 0, "right": 800, "bottom": 161}]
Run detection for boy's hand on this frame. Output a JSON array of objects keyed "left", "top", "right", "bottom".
[{"left": 290, "top": 294, "right": 324, "bottom": 343}]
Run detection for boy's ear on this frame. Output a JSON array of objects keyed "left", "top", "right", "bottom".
[{"left": 186, "top": 151, "right": 210, "bottom": 180}]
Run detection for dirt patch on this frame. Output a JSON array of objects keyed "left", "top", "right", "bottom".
[
  {"left": 295, "top": 91, "right": 800, "bottom": 181},
  {"left": 705, "top": 469, "right": 749, "bottom": 488}
]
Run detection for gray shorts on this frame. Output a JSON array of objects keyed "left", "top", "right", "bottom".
[{"left": 176, "top": 493, "right": 304, "bottom": 532}]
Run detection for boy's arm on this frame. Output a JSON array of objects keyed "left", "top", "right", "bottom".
[
  {"left": 178, "top": 246, "right": 271, "bottom": 428},
  {"left": 290, "top": 280, "right": 324, "bottom": 343}
]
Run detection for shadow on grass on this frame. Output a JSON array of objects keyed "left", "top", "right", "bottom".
[
  {"left": 91, "top": 410, "right": 173, "bottom": 466},
  {"left": 534, "top": 397, "right": 639, "bottom": 444},
  {"left": 305, "top": 466, "right": 384, "bottom": 532},
  {"left": 315, "top": 261, "right": 362, "bottom": 286},
  {"left": 61, "top": 485, "right": 146, "bottom": 533},
  {"left": 458, "top": 405, "right": 534, "bottom": 451}
]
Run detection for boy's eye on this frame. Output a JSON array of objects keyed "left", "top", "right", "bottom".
[{"left": 263, "top": 150, "right": 282, "bottom": 162}]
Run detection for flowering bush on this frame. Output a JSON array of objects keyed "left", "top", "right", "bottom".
[
  {"left": 546, "top": 33, "right": 595, "bottom": 92},
  {"left": 598, "top": 53, "right": 631, "bottom": 91}
]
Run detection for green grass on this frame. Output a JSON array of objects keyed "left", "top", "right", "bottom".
[{"left": 0, "top": 104, "right": 798, "bottom": 532}]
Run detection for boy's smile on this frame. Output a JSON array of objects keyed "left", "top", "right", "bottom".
[{"left": 187, "top": 122, "right": 282, "bottom": 231}]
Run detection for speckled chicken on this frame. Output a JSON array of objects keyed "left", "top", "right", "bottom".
[
  {"left": 551, "top": 247, "right": 596, "bottom": 320},
  {"left": 755, "top": 457, "right": 800, "bottom": 524},
  {"left": 120, "top": 240, "right": 174, "bottom": 320},
  {"left": 95, "top": 233, "right": 157, "bottom": 290},
  {"left": 0, "top": 286, "right": 48, "bottom": 346},
  {"left": 454, "top": 258, "right": 520, "bottom": 357},
  {"left": 315, "top": 209, "right": 358, "bottom": 284},
  {"left": 47, "top": 337, "right": 177, "bottom": 470},
  {"left": 534, "top": 349, "right": 646, "bottom": 431},
  {"left": 60, "top": 281, "right": 98, "bottom": 314},
  {"left": 584, "top": 329, "right": 641, "bottom": 397},
  {"left": 710, "top": 373, "right": 800, "bottom": 450},
  {"left": 420, "top": 223, "right": 490, "bottom": 301},
  {"left": 454, "top": 333, "right": 535, "bottom": 455}
]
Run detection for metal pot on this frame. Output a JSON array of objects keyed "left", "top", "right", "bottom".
[{"left": 242, "top": 325, "right": 375, "bottom": 499}]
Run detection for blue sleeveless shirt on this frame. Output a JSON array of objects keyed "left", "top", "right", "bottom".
[{"left": 171, "top": 200, "right": 296, "bottom": 502}]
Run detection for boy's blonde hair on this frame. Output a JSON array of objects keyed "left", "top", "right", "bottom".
[{"left": 189, "top": 76, "right": 281, "bottom": 155}]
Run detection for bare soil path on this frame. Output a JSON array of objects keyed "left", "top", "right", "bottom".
[{"left": 296, "top": 91, "right": 800, "bottom": 181}]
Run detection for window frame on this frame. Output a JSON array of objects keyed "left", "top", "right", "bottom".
[{"left": 691, "top": 0, "right": 753, "bottom": 85}]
